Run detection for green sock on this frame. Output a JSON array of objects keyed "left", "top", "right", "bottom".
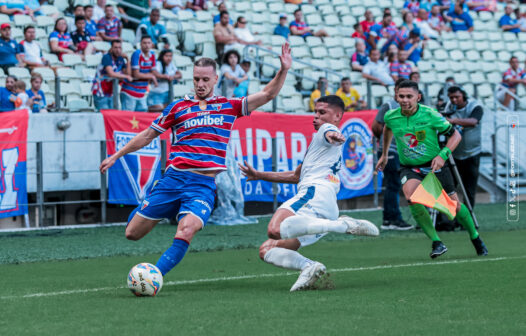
[
  {"left": 456, "top": 203, "right": 479, "bottom": 240},
  {"left": 409, "top": 204, "right": 441, "bottom": 242}
]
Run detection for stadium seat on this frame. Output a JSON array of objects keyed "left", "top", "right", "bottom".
[
  {"left": 470, "top": 72, "right": 486, "bottom": 84},
  {"left": 289, "top": 36, "right": 306, "bottom": 47},
  {"left": 268, "top": 2, "right": 284, "bottom": 13},
  {"left": 477, "top": 84, "right": 494, "bottom": 99},
  {"left": 67, "top": 99, "right": 93, "bottom": 112},
  {"left": 449, "top": 50, "right": 464, "bottom": 61},
  {"left": 36, "top": 16, "right": 55, "bottom": 30},
  {"left": 13, "top": 15, "right": 33, "bottom": 27},
  {"left": 121, "top": 29, "right": 135, "bottom": 44},
  {"left": 432, "top": 49, "right": 449, "bottom": 61},
  {"left": 442, "top": 40, "right": 458, "bottom": 51},
  {"left": 459, "top": 40, "right": 475, "bottom": 52},
  {"left": 32, "top": 67, "right": 55, "bottom": 82},
  {"left": 93, "top": 41, "right": 111, "bottom": 52},
  {"left": 482, "top": 50, "right": 497, "bottom": 62},
  {"left": 311, "top": 46, "right": 328, "bottom": 59},
  {"left": 8, "top": 67, "right": 31, "bottom": 79},
  {"left": 62, "top": 54, "right": 83, "bottom": 67},
  {"left": 306, "top": 36, "right": 323, "bottom": 48},
  {"left": 56, "top": 67, "right": 80, "bottom": 80},
  {"left": 0, "top": 14, "right": 9, "bottom": 24}
]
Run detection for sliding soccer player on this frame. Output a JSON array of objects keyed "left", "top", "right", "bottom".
[
  {"left": 376, "top": 80, "right": 488, "bottom": 258},
  {"left": 240, "top": 96, "right": 379, "bottom": 292},
  {"left": 100, "top": 44, "right": 292, "bottom": 277}
]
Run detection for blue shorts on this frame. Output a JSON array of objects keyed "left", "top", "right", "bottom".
[
  {"left": 147, "top": 91, "right": 169, "bottom": 106},
  {"left": 136, "top": 169, "right": 216, "bottom": 226}
]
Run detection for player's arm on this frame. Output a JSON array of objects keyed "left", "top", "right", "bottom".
[
  {"left": 246, "top": 43, "right": 291, "bottom": 112},
  {"left": 239, "top": 161, "right": 302, "bottom": 184},
  {"left": 324, "top": 130, "right": 345, "bottom": 145},
  {"left": 448, "top": 106, "right": 483, "bottom": 127},
  {"left": 431, "top": 128, "right": 461, "bottom": 172},
  {"left": 99, "top": 128, "right": 160, "bottom": 174},
  {"left": 375, "top": 125, "right": 393, "bottom": 171}
]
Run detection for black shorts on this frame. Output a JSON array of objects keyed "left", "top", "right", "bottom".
[{"left": 399, "top": 164, "right": 456, "bottom": 195}]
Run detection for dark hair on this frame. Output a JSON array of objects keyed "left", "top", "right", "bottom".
[
  {"left": 151, "top": 8, "right": 160, "bottom": 15},
  {"left": 446, "top": 76, "right": 455, "bottom": 82},
  {"left": 294, "top": 8, "right": 302, "bottom": 15},
  {"left": 241, "top": 60, "right": 251, "bottom": 66},
  {"left": 54, "top": 18, "right": 68, "bottom": 33},
  {"left": 394, "top": 78, "right": 408, "bottom": 88},
  {"left": 383, "top": 13, "right": 392, "bottom": 20},
  {"left": 219, "top": 10, "right": 229, "bottom": 18},
  {"left": 223, "top": 49, "right": 240, "bottom": 65},
  {"left": 24, "top": 25, "right": 35, "bottom": 34},
  {"left": 6, "top": 75, "right": 17, "bottom": 82},
  {"left": 510, "top": 56, "right": 518, "bottom": 62},
  {"left": 111, "top": 39, "right": 122, "bottom": 46},
  {"left": 317, "top": 95, "right": 345, "bottom": 112},
  {"left": 84, "top": 5, "right": 93, "bottom": 10},
  {"left": 75, "top": 15, "right": 86, "bottom": 24},
  {"left": 105, "top": 4, "right": 113, "bottom": 9},
  {"left": 74, "top": 5, "right": 83, "bottom": 11},
  {"left": 447, "top": 85, "right": 467, "bottom": 100},
  {"left": 141, "top": 35, "right": 152, "bottom": 42},
  {"left": 234, "top": 16, "right": 245, "bottom": 28},
  {"left": 341, "top": 77, "right": 350, "bottom": 82},
  {"left": 409, "top": 71, "right": 420, "bottom": 80},
  {"left": 353, "top": 23, "right": 360, "bottom": 30},
  {"left": 398, "top": 80, "right": 419, "bottom": 92},
  {"left": 194, "top": 57, "right": 217, "bottom": 71},
  {"left": 403, "top": 12, "right": 412, "bottom": 22},
  {"left": 158, "top": 49, "right": 173, "bottom": 74}
]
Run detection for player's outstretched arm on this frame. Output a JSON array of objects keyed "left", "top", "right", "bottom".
[
  {"left": 325, "top": 131, "right": 346, "bottom": 145},
  {"left": 376, "top": 126, "right": 393, "bottom": 172},
  {"left": 246, "top": 43, "right": 292, "bottom": 112},
  {"left": 100, "top": 128, "right": 160, "bottom": 174},
  {"left": 239, "top": 160, "right": 301, "bottom": 184}
]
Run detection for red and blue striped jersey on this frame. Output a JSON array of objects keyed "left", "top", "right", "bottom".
[
  {"left": 97, "top": 16, "right": 121, "bottom": 38},
  {"left": 121, "top": 50, "right": 156, "bottom": 99},
  {"left": 501, "top": 67, "right": 525, "bottom": 89},
  {"left": 150, "top": 95, "right": 249, "bottom": 172}
]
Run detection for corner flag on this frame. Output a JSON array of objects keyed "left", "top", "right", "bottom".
[{"left": 409, "top": 172, "right": 458, "bottom": 220}]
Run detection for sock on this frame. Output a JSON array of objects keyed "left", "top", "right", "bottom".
[
  {"left": 409, "top": 204, "right": 441, "bottom": 242},
  {"left": 456, "top": 203, "right": 479, "bottom": 240},
  {"left": 127, "top": 206, "right": 140, "bottom": 227},
  {"left": 155, "top": 238, "right": 189, "bottom": 276},
  {"left": 263, "top": 247, "right": 313, "bottom": 271},
  {"left": 280, "top": 215, "right": 348, "bottom": 239}
]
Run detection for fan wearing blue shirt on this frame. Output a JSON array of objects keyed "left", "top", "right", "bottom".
[
  {"left": 136, "top": 8, "right": 169, "bottom": 48},
  {"left": 499, "top": 5, "right": 521, "bottom": 34},
  {"left": 0, "top": 23, "right": 24, "bottom": 73},
  {"left": 26, "top": 73, "right": 48, "bottom": 113},
  {"left": 445, "top": 2, "right": 474, "bottom": 32},
  {"left": 274, "top": 14, "right": 290, "bottom": 39},
  {"left": 0, "top": 76, "right": 18, "bottom": 112}
]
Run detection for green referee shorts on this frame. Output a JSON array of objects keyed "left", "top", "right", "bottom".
[{"left": 399, "top": 164, "right": 456, "bottom": 195}]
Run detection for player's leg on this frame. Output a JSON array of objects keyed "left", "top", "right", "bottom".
[{"left": 125, "top": 211, "right": 160, "bottom": 240}]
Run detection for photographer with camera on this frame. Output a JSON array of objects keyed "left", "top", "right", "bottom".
[{"left": 443, "top": 85, "right": 484, "bottom": 209}]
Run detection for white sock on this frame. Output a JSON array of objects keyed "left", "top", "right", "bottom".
[
  {"left": 280, "top": 215, "right": 347, "bottom": 239},
  {"left": 263, "top": 247, "right": 313, "bottom": 271}
]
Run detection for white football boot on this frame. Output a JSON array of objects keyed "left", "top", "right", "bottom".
[
  {"left": 290, "top": 262, "right": 326, "bottom": 292},
  {"left": 339, "top": 215, "right": 380, "bottom": 237}
]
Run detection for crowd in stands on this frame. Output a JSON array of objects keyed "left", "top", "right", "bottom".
[{"left": 0, "top": 0, "right": 525, "bottom": 113}]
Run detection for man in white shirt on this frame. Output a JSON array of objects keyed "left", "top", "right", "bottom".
[
  {"left": 415, "top": 8, "right": 439, "bottom": 39},
  {"left": 239, "top": 96, "right": 379, "bottom": 292},
  {"left": 93, "top": 0, "right": 106, "bottom": 21},
  {"left": 19, "top": 26, "right": 50, "bottom": 70},
  {"left": 362, "top": 49, "right": 395, "bottom": 86}
]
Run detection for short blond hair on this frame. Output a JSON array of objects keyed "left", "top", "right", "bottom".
[{"left": 15, "top": 80, "right": 26, "bottom": 91}]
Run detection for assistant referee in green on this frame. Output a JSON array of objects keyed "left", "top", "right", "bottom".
[{"left": 375, "top": 80, "right": 488, "bottom": 258}]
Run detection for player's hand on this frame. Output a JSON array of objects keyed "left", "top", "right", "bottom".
[
  {"left": 238, "top": 160, "right": 259, "bottom": 181},
  {"left": 431, "top": 155, "right": 445, "bottom": 172},
  {"left": 325, "top": 131, "right": 345, "bottom": 145},
  {"left": 100, "top": 156, "right": 117, "bottom": 174},
  {"left": 280, "top": 42, "right": 292, "bottom": 71},
  {"left": 376, "top": 155, "right": 388, "bottom": 172}
]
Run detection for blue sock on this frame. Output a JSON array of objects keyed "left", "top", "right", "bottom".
[
  {"left": 155, "top": 238, "right": 189, "bottom": 276},
  {"left": 127, "top": 207, "right": 139, "bottom": 227}
]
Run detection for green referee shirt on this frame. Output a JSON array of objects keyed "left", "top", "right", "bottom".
[{"left": 384, "top": 104, "right": 453, "bottom": 166}]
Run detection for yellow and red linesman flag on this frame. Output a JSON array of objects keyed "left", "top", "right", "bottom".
[{"left": 409, "top": 172, "right": 458, "bottom": 220}]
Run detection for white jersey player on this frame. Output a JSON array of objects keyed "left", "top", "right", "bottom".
[{"left": 239, "top": 96, "right": 379, "bottom": 292}]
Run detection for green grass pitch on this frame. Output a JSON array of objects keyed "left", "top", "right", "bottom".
[{"left": 1, "top": 202, "right": 525, "bottom": 336}]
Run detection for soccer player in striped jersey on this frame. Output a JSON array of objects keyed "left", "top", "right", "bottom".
[
  {"left": 99, "top": 44, "right": 293, "bottom": 277},
  {"left": 239, "top": 96, "right": 379, "bottom": 292}
]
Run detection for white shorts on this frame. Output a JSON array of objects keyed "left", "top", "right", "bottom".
[{"left": 279, "top": 184, "right": 339, "bottom": 247}]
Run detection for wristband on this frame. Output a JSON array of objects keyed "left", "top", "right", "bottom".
[{"left": 438, "top": 147, "right": 451, "bottom": 161}]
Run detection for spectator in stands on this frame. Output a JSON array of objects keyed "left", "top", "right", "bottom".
[
  {"left": 290, "top": 9, "right": 329, "bottom": 38},
  {"left": 444, "top": 85, "right": 484, "bottom": 208},
  {"left": 335, "top": 77, "right": 366, "bottom": 112},
  {"left": 285, "top": 0, "right": 313, "bottom": 4},
  {"left": 467, "top": 0, "right": 496, "bottom": 12},
  {"left": 49, "top": 18, "right": 76, "bottom": 62},
  {"left": 409, "top": 71, "right": 426, "bottom": 102},
  {"left": 274, "top": 13, "right": 290, "bottom": 39},
  {"left": 445, "top": 2, "right": 474, "bottom": 32},
  {"left": 25, "top": 0, "right": 50, "bottom": 18},
  {"left": 14, "top": 80, "right": 31, "bottom": 110},
  {"left": 386, "top": 49, "right": 398, "bottom": 69},
  {"left": 186, "top": 0, "right": 209, "bottom": 11},
  {"left": 499, "top": 5, "right": 521, "bottom": 34},
  {"left": 403, "top": 28, "right": 425, "bottom": 65},
  {"left": 402, "top": 11, "right": 417, "bottom": 33},
  {"left": 0, "top": 0, "right": 33, "bottom": 17},
  {"left": 360, "top": 10, "right": 376, "bottom": 33},
  {"left": 390, "top": 50, "right": 413, "bottom": 81},
  {"left": 362, "top": 49, "right": 394, "bottom": 86},
  {"left": 97, "top": 5, "right": 122, "bottom": 42},
  {"left": 0, "top": 76, "right": 18, "bottom": 112},
  {"left": 93, "top": 0, "right": 106, "bottom": 22},
  {"left": 350, "top": 39, "right": 369, "bottom": 72},
  {"left": 92, "top": 39, "right": 132, "bottom": 110},
  {"left": 437, "top": 76, "right": 456, "bottom": 112},
  {"left": 84, "top": 5, "right": 100, "bottom": 40},
  {"left": 219, "top": 49, "right": 247, "bottom": 98},
  {"left": 117, "top": 0, "right": 148, "bottom": 30},
  {"left": 165, "top": 0, "right": 186, "bottom": 15},
  {"left": 136, "top": 9, "right": 169, "bottom": 49},
  {"left": 516, "top": 8, "right": 526, "bottom": 32},
  {"left": 351, "top": 23, "right": 366, "bottom": 41},
  {"left": 428, "top": 5, "right": 448, "bottom": 33},
  {"left": 26, "top": 73, "right": 50, "bottom": 113},
  {"left": 72, "top": 16, "right": 95, "bottom": 59},
  {"left": 0, "top": 23, "right": 24, "bottom": 73},
  {"left": 384, "top": 44, "right": 399, "bottom": 62},
  {"left": 234, "top": 16, "right": 263, "bottom": 47},
  {"left": 213, "top": 2, "right": 231, "bottom": 25},
  {"left": 120, "top": 36, "right": 158, "bottom": 112},
  {"left": 68, "top": 5, "right": 85, "bottom": 33},
  {"left": 367, "top": 14, "right": 397, "bottom": 51},
  {"left": 213, "top": 11, "right": 243, "bottom": 62},
  {"left": 497, "top": 56, "right": 526, "bottom": 110},
  {"left": 148, "top": 49, "right": 182, "bottom": 111},
  {"left": 20, "top": 26, "right": 51, "bottom": 70},
  {"left": 309, "top": 77, "right": 330, "bottom": 111},
  {"left": 416, "top": 8, "right": 439, "bottom": 39},
  {"left": 403, "top": 0, "right": 420, "bottom": 16}
]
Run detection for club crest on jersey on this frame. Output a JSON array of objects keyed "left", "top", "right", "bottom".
[
  {"left": 339, "top": 118, "right": 374, "bottom": 190},
  {"left": 114, "top": 131, "right": 161, "bottom": 203},
  {"left": 416, "top": 130, "right": 426, "bottom": 141}
]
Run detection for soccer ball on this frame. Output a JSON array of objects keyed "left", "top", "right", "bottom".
[{"left": 127, "top": 263, "right": 163, "bottom": 296}]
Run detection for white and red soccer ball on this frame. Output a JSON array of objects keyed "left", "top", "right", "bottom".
[{"left": 127, "top": 263, "right": 163, "bottom": 296}]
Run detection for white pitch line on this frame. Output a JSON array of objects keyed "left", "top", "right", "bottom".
[{"left": 2, "top": 255, "right": 525, "bottom": 300}]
